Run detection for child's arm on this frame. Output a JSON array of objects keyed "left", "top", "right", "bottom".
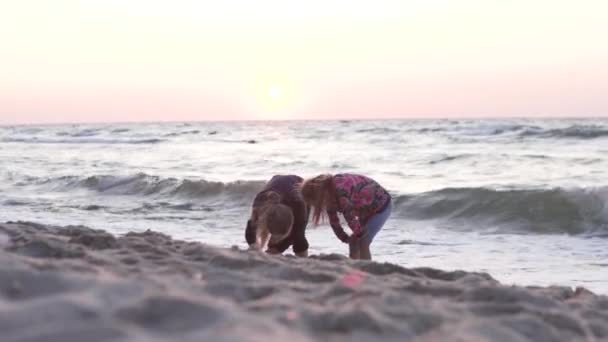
[
  {"left": 337, "top": 193, "right": 363, "bottom": 238},
  {"left": 328, "top": 210, "right": 349, "bottom": 243},
  {"left": 334, "top": 190, "right": 364, "bottom": 238},
  {"left": 342, "top": 209, "right": 363, "bottom": 238}
]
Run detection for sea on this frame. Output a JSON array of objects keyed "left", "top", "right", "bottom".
[{"left": 1, "top": 118, "right": 607, "bottom": 293}]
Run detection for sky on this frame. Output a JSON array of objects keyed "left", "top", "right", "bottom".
[{"left": 1, "top": 0, "right": 607, "bottom": 124}]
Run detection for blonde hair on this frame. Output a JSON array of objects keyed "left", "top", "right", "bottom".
[
  {"left": 300, "top": 174, "right": 334, "bottom": 226},
  {"left": 252, "top": 191, "right": 293, "bottom": 248}
]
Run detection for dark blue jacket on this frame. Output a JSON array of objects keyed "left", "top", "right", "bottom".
[{"left": 245, "top": 175, "right": 309, "bottom": 253}]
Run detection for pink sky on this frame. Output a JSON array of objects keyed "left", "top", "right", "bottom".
[{"left": 1, "top": 1, "right": 607, "bottom": 124}]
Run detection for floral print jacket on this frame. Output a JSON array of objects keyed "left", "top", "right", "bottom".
[{"left": 327, "top": 174, "right": 391, "bottom": 241}]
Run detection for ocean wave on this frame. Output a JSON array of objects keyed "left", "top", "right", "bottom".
[
  {"left": 393, "top": 187, "right": 608, "bottom": 235},
  {"left": 428, "top": 154, "right": 474, "bottom": 164},
  {"left": 414, "top": 124, "right": 539, "bottom": 136},
  {"left": 111, "top": 128, "right": 131, "bottom": 133},
  {"left": 163, "top": 130, "right": 201, "bottom": 137},
  {"left": 19, "top": 173, "right": 265, "bottom": 200},
  {"left": 1, "top": 137, "right": 165, "bottom": 145},
  {"left": 355, "top": 127, "right": 401, "bottom": 134},
  {"left": 2, "top": 199, "right": 29, "bottom": 206},
  {"left": 520, "top": 125, "right": 608, "bottom": 139},
  {"left": 15, "top": 127, "right": 44, "bottom": 134},
  {"left": 56, "top": 128, "right": 101, "bottom": 137},
  {"left": 409, "top": 123, "right": 608, "bottom": 140}
]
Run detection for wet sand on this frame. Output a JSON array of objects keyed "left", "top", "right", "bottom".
[{"left": 0, "top": 221, "right": 607, "bottom": 342}]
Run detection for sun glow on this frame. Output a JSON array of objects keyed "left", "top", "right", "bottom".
[
  {"left": 248, "top": 81, "right": 299, "bottom": 119},
  {"left": 1, "top": 1, "right": 608, "bottom": 123},
  {"left": 268, "top": 85, "right": 282, "bottom": 99}
]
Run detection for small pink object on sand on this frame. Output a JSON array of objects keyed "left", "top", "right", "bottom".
[
  {"left": 285, "top": 310, "right": 298, "bottom": 321},
  {"left": 341, "top": 270, "right": 365, "bottom": 289}
]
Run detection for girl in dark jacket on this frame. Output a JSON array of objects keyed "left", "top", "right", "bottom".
[{"left": 245, "top": 175, "right": 309, "bottom": 257}]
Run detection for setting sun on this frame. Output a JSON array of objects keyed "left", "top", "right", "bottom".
[
  {"left": 248, "top": 81, "right": 299, "bottom": 119},
  {"left": 268, "top": 85, "right": 282, "bottom": 99}
]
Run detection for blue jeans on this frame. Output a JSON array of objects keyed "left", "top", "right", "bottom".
[{"left": 364, "top": 200, "right": 392, "bottom": 244}]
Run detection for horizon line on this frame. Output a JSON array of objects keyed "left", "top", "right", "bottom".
[{"left": 2, "top": 114, "right": 607, "bottom": 127}]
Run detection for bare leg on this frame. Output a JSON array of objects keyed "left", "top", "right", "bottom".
[
  {"left": 360, "top": 240, "right": 372, "bottom": 260},
  {"left": 349, "top": 238, "right": 361, "bottom": 259}
]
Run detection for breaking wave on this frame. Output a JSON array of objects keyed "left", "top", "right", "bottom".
[
  {"left": 1, "top": 138, "right": 165, "bottom": 145},
  {"left": 11, "top": 172, "right": 608, "bottom": 235},
  {"left": 16, "top": 173, "right": 265, "bottom": 200},
  {"left": 519, "top": 125, "right": 608, "bottom": 139},
  {"left": 393, "top": 187, "right": 608, "bottom": 235},
  {"left": 409, "top": 123, "right": 608, "bottom": 140}
]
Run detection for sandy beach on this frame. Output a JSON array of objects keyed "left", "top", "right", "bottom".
[{"left": 1, "top": 221, "right": 607, "bottom": 342}]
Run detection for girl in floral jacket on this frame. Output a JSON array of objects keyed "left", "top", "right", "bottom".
[{"left": 300, "top": 173, "right": 392, "bottom": 260}]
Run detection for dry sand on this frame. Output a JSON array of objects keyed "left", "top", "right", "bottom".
[{"left": 0, "top": 221, "right": 607, "bottom": 342}]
